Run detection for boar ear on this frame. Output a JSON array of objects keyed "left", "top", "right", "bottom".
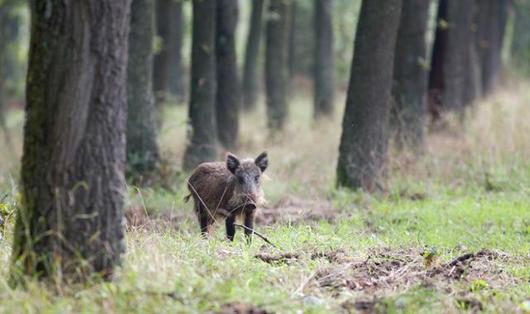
[
  {"left": 255, "top": 152, "right": 268, "bottom": 172},
  {"left": 226, "top": 153, "right": 240, "bottom": 174}
]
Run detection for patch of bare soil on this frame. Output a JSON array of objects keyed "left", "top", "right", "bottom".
[
  {"left": 257, "top": 196, "right": 343, "bottom": 225},
  {"left": 311, "top": 247, "right": 520, "bottom": 296},
  {"left": 218, "top": 302, "right": 270, "bottom": 314}
]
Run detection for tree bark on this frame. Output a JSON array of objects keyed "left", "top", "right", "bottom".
[
  {"left": 153, "top": 0, "right": 170, "bottom": 102},
  {"left": 216, "top": 0, "right": 240, "bottom": 151},
  {"left": 127, "top": 0, "right": 161, "bottom": 181},
  {"left": 242, "top": 0, "right": 264, "bottom": 110},
  {"left": 168, "top": 0, "right": 185, "bottom": 101},
  {"left": 391, "top": 0, "right": 430, "bottom": 150},
  {"left": 313, "top": 0, "right": 335, "bottom": 119},
  {"left": 476, "top": 0, "right": 509, "bottom": 96},
  {"left": 512, "top": 0, "right": 530, "bottom": 75},
  {"left": 429, "top": 0, "right": 477, "bottom": 113},
  {"left": 12, "top": 0, "right": 131, "bottom": 280},
  {"left": 288, "top": 0, "right": 297, "bottom": 79},
  {"left": 265, "top": 0, "right": 291, "bottom": 130},
  {"left": 183, "top": 0, "right": 218, "bottom": 170},
  {"left": 428, "top": 0, "right": 448, "bottom": 121},
  {"left": 336, "top": 0, "right": 402, "bottom": 191},
  {"left": 154, "top": 0, "right": 184, "bottom": 103}
]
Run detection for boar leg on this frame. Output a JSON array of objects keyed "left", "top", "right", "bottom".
[
  {"left": 197, "top": 203, "right": 210, "bottom": 237},
  {"left": 225, "top": 215, "right": 236, "bottom": 241},
  {"left": 243, "top": 211, "right": 256, "bottom": 243}
]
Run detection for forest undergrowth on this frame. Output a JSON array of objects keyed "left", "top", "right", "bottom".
[{"left": 0, "top": 82, "right": 529, "bottom": 313}]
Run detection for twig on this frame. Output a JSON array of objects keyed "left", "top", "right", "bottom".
[
  {"left": 234, "top": 223, "right": 278, "bottom": 248},
  {"left": 447, "top": 253, "right": 475, "bottom": 267}
]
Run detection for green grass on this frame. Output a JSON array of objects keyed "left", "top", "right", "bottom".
[{"left": 1, "top": 84, "right": 530, "bottom": 313}]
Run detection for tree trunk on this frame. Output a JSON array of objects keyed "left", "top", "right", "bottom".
[
  {"left": 0, "top": 6, "right": 9, "bottom": 147},
  {"left": 428, "top": 0, "right": 448, "bottom": 121},
  {"left": 216, "top": 0, "right": 240, "bottom": 151},
  {"left": 445, "top": 0, "right": 476, "bottom": 109},
  {"left": 313, "top": 0, "right": 335, "bottom": 119},
  {"left": 183, "top": 0, "right": 218, "bottom": 170},
  {"left": 512, "top": 0, "right": 530, "bottom": 75},
  {"left": 476, "top": 0, "right": 509, "bottom": 96},
  {"left": 391, "top": 0, "right": 430, "bottom": 150},
  {"left": 127, "top": 0, "right": 161, "bottom": 181},
  {"left": 288, "top": 0, "right": 297, "bottom": 79},
  {"left": 168, "top": 0, "right": 185, "bottom": 101},
  {"left": 242, "top": 0, "right": 264, "bottom": 110},
  {"left": 429, "top": 0, "right": 476, "bottom": 113},
  {"left": 12, "top": 0, "right": 131, "bottom": 280},
  {"left": 153, "top": 0, "right": 170, "bottom": 102},
  {"left": 265, "top": 0, "right": 291, "bottom": 130},
  {"left": 154, "top": 0, "right": 184, "bottom": 103},
  {"left": 336, "top": 0, "right": 402, "bottom": 191}
]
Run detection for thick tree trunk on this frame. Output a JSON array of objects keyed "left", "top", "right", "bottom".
[
  {"left": 183, "top": 0, "right": 218, "bottom": 170},
  {"left": 512, "top": 0, "right": 530, "bottom": 74},
  {"left": 216, "top": 0, "right": 240, "bottom": 151},
  {"left": 336, "top": 0, "right": 402, "bottom": 191},
  {"left": 265, "top": 0, "right": 291, "bottom": 130},
  {"left": 313, "top": 0, "right": 335, "bottom": 119},
  {"left": 476, "top": 0, "right": 509, "bottom": 96},
  {"left": 127, "top": 0, "right": 161, "bottom": 180},
  {"left": 154, "top": 0, "right": 184, "bottom": 103},
  {"left": 12, "top": 0, "right": 131, "bottom": 280},
  {"left": 242, "top": 0, "right": 264, "bottom": 110},
  {"left": 391, "top": 0, "right": 430, "bottom": 150}
]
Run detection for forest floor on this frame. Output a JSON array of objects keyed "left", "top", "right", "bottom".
[{"left": 0, "top": 82, "right": 529, "bottom": 313}]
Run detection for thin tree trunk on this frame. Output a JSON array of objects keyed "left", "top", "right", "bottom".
[
  {"left": 288, "top": 0, "right": 297, "bottom": 79},
  {"left": 511, "top": 0, "right": 530, "bottom": 75},
  {"left": 444, "top": 0, "right": 475, "bottom": 110},
  {"left": 12, "top": 0, "right": 131, "bottom": 280},
  {"left": 476, "top": 0, "right": 510, "bottom": 96},
  {"left": 127, "top": 0, "right": 161, "bottom": 181},
  {"left": 391, "top": 0, "right": 431, "bottom": 150},
  {"left": 154, "top": 0, "right": 184, "bottom": 103},
  {"left": 336, "top": 0, "right": 402, "bottom": 191},
  {"left": 169, "top": 0, "right": 185, "bottom": 102},
  {"left": 242, "top": 0, "right": 264, "bottom": 110},
  {"left": 183, "top": 0, "right": 218, "bottom": 170},
  {"left": 428, "top": 0, "right": 476, "bottom": 114},
  {"left": 313, "top": 0, "right": 335, "bottom": 119},
  {"left": 216, "top": 0, "right": 240, "bottom": 151},
  {"left": 0, "top": 6, "right": 10, "bottom": 148},
  {"left": 428, "top": 0, "right": 448, "bottom": 121},
  {"left": 265, "top": 0, "right": 291, "bottom": 130}
]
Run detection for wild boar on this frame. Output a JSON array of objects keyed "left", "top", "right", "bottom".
[{"left": 185, "top": 152, "right": 268, "bottom": 241}]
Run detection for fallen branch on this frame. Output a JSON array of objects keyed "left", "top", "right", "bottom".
[
  {"left": 447, "top": 253, "right": 475, "bottom": 267},
  {"left": 234, "top": 223, "right": 278, "bottom": 248}
]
